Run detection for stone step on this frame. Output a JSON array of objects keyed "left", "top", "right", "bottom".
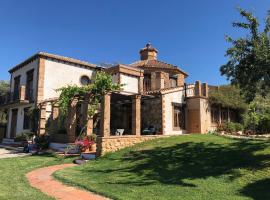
[{"left": 2, "top": 138, "right": 15, "bottom": 144}]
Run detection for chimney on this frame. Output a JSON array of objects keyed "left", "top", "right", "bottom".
[{"left": 139, "top": 43, "right": 158, "bottom": 60}]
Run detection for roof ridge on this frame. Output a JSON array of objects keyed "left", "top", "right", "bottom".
[{"left": 9, "top": 51, "right": 97, "bottom": 73}]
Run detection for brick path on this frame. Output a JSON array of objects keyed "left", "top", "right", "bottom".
[{"left": 26, "top": 164, "right": 109, "bottom": 200}]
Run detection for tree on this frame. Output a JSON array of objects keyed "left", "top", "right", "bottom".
[
  {"left": 0, "top": 81, "right": 9, "bottom": 124},
  {"left": 0, "top": 80, "right": 9, "bottom": 96},
  {"left": 220, "top": 8, "right": 270, "bottom": 102}
]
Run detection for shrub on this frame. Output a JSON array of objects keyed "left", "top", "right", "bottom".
[
  {"left": 242, "top": 98, "right": 270, "bottom": 134},
  {"left": 14, "top": 131, "right": 34, "bottom": 142},
  {"left": 34, "top": 134, "right": 50, "bottom": 150},
  {"left": 216, "top": 122, "right": 244, "bottom": 133},
  {"left": 225, "top": 122, "right": 244, "bottom": 133}
]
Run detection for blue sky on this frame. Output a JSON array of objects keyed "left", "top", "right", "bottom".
[{"left": 0, "top": 0, "right": 269, "bottom": 85}]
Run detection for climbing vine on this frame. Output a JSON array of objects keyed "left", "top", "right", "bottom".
[{"left": 57, "top": 71, "right": 121, "bottom": 119}]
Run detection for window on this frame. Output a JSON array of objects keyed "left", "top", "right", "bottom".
[
  {"left": 13, "top": 76, "right": 20, "bottom": 101},
  {"left": 211, "top": 106, "right": 219, "bottom": 123},
  {"left": 221, "top": 108, "right": 228, "bottom": 122},
  {"left": 80, "top": 75, "right": 91, "bottom": 85},
  {"left": 170, "top": 78, "right": 177, "bottom": 88},
  {"left": 173, "top": 104, "right": 185, "bottom": 129},
  {"left": 26, "top": 69, "right": 34, "bottom": 101},
  {"left": 143, "top": 74, "right": 151, "bottom": 91},
  {"left": 23, "top": 107, "right": 31, "bottom": 130}
]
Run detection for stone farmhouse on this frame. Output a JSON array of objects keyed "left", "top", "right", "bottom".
[{"left": 0, "top": 44, "right": 239, "bottom": 155}]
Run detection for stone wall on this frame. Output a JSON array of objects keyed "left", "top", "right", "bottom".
[
  {"left": 141, "top": 97, "right": 162, "bottom": 133},
  {"left": 96, "top": 135, "right": 161, "bottom": 156}
]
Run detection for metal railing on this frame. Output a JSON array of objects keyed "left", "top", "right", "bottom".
[{"left": 0, "top": 91, "right": 21, "bottom": 105}]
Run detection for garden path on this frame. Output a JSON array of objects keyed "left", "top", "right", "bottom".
[{"left": 26, "top": 163, "right": 109, "bottom": 200}]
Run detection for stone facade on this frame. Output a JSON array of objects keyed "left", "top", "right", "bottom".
[
  {"left": 141, "top": 96, "right": 162, "bottom": 133},
  {"left": 96, "top": 135, "right": 161, "bottom": 156},
  {"left": 1, "top": 43, "right": 238, "bottom": 153}
]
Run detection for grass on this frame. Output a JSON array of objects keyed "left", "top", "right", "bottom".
[
  {"left": 54, "top": 135, "right": 270, "bottom": 200},
  {"left": 0, "top": 153, "right": 74, "bottom": 200}
]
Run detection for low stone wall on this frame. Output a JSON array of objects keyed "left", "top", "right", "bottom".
[{"left": 96, "top": 135, "right": 161, "bottom": 156}]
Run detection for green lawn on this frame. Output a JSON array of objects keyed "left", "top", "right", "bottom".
[
  {"left": 55, "top": 135, "right": 270, "bottom": 200},
  {"left": 0, "top": 153, "right": 74, "bottom": 200}
]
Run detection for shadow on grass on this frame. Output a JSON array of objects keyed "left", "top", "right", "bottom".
[
  {"left": 240, "top": 178, "right": 270, "bottom": 200},
  {"left": 90, "top": 139, "right": 270, "bottom": 189}
]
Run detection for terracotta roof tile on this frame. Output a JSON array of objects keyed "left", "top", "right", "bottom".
[
  {"left": 129, "top": 59, "right": 188, "bottom": 76},
  {"left": 9, "top": 52, "right": 98, "bottom": 73}
]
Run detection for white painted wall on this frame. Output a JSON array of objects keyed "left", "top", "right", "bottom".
[
  {"left": 120, "top": 74, "right": 138, "bottom": 94},
  {"left": 10, "top": 59, "right": 39, "bottom": 98},
  {"left": 7, "top": 104, "right": 35, "bottom": 138},
  {"left": 163, "top": 90, "right": 186, "bottom": 135},
  {"left": 43, "top": 59, "right": 95, "bottom": 99}
]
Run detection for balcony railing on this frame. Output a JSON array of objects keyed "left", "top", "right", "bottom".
[
  {"left": 0, "top": 91, "right": 19, "bottom": 105},
  {"left": 0, "top": 86, "right": 34, "bottom": 106}
]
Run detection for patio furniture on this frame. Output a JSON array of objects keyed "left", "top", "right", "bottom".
[{"left": 115, "top": 129, "right": 124, "bottom": 136}]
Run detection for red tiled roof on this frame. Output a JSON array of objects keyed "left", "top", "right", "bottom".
[
  {"left": 9, "top": 52, "right": 97, "bottom": 73},
  {"left": 129, "top": 59, "right": 188, "bottom": 77}
]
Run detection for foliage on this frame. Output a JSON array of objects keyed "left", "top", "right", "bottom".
[
  {"left": 218, "top": 122, "right": 244, "bottom": 133},
  {"left": 0, "top": 111, "right": 7, "bottom": 124},
  {"left": 14, "top": 131, "right": 34, "bottom": 142},
  {"left": 57, "top": 71, "right": 121, "bottom": 118},
  {"left": 0, "top": 80, "right": 9, "bottom": 95},
  {"left": 242, "top": 96, "right": 270, "bottom": 134},
  {"left": 56, "top": 85, "right": 88, "bottom": 116},
  {"left": 34, "top": 134, "right": 50, "bottom": 150},
  {"left": 0, "top": 81, "right": 9, "bottom": 124},
  {"left": 209, "top": 85, "right": 247, "bottom": 110},
  {"left": 220, "top": 8, "right": 270, "bottom": 102},
  {"left": 55, "top": 135, "right": 270, "bottom": 200}
]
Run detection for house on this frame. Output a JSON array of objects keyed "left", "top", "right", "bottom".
[{"left": 0, "top": 44, "right": 239, "bottom": 154}]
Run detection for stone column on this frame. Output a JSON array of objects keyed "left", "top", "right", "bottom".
[
  {"left": 52, "top": 102, "right": 59, "bottom": 120},
  {"left": 100, "top": 93, "right": 111, "bottom": 137},
  {"left": 80, "top": 93, "right": 91, "bottom": 128},
  {"left": 38, "top": 102, "right": 47, "bottom": 135},
  {"left": 218, "top": 106, "right": 222, "bottom": 125},
  {"left": 202, "top": 83, "right": 209, "bottom": 97},
  {"left": 138, "top": 76, "right": 144, "bottom": 94},
  {"left": 66, "top": 97, "right": 79, "bottom": 142},
  {"left": 86, "top": 118, "right": 93, "bottom": 136},
  {"left": 195, "top": 81, "right": 202, "bottom": 96},
  {"left": 132, "top": 95, "right": 141, "bottom": 136},
  {"left": 156, "top": 71, "right": 165, "bottom": 90},
  {"left": 177, "top": 74, "right": 185, "bottom": 86},
  {"left": 19, "top": 86, "right": 26, "bottom": 101},
  {"left": 227, "top": 108, "right": 230, "bottom": 122}
]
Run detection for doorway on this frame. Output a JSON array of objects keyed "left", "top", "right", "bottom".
[{"left": 10, "top": 109, "right": 18, "bottom": 138}]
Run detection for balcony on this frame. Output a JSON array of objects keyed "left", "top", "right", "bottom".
[{"left": 0, "top": 86, "right": 33, "bottom": 106}]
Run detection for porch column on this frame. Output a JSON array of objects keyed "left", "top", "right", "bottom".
[
  {"left": 227, "top": 108, "right": 230, "bottom": 122},
  {"left": 100, "top": 93, "right": 111, "bottom": 137},
  {"left": 52, "top": 102, "right": 59, "bottom": 120},
  {"left": 86, "top": 118, "right": 93, "bottom": 136},
  {"left": 139, "top": 76, "right": 144, "bottom": 94},
  {"left": 66, "top": 97, "right": 78, "bottom": 142},
  {"left": 218, "top": 106, "right": 222, "bottom": 125},
  {"left": 38, "top": 102, "right": 47, "bottom": 135},
  {"left": 132, "top": 95, "right": 141, "bottom": 136},
  {"left": 80, "top": 93, "right": 90, "bottom": 128},
  {"left": 19, "top": 86, "right": 26, "bottom": 101}
]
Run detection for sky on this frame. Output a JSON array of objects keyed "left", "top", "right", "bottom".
[{"left": 0, "top": 0, "right": 269, "bottom": 85}]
